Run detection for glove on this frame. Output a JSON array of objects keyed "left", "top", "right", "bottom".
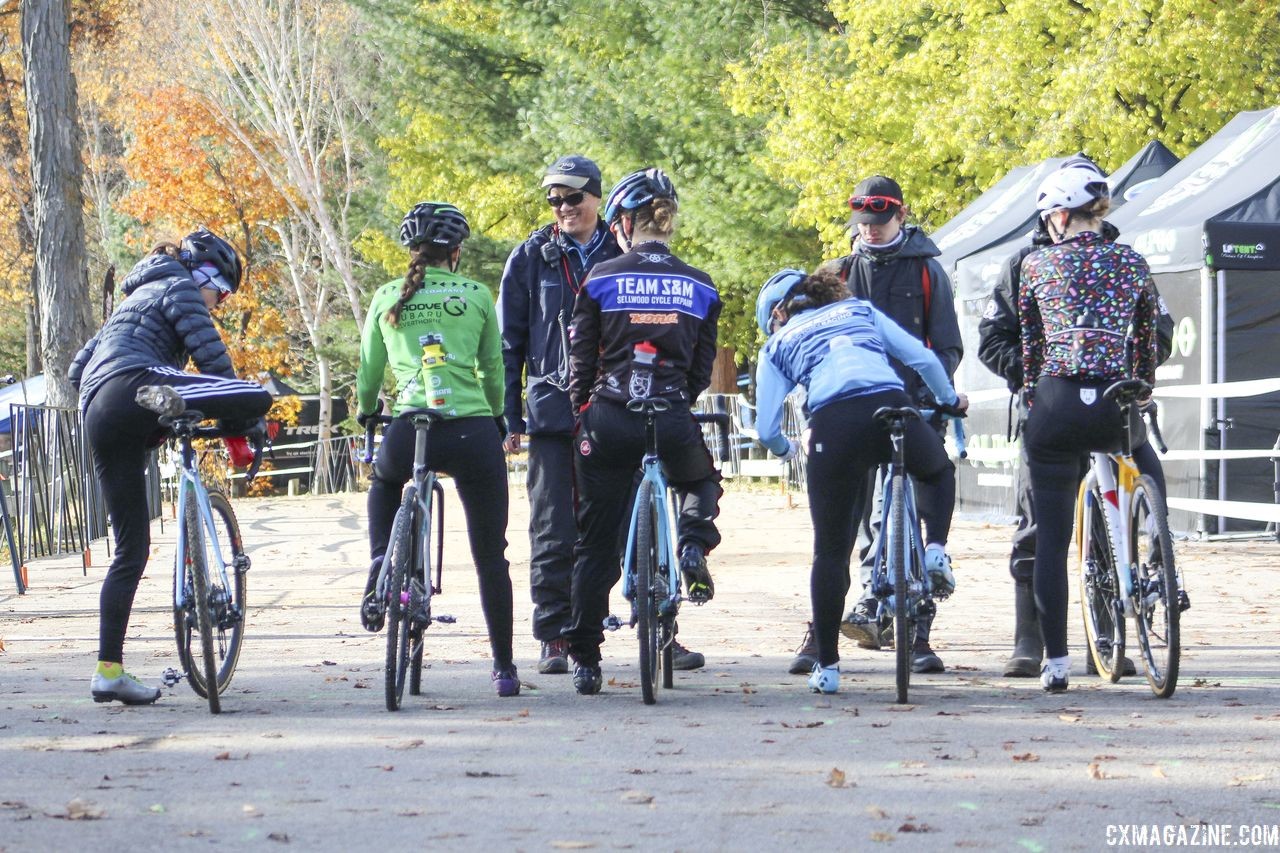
[
  {"left": 217, "top": 415, "right": 266, "bottom": 438},
  {"left": 357, "top": 399, "right": 384, "bottom": 429},
  {"left": 934, "top": 399, "right": 968, "bottom": 419},
  {"left": 776, "top": 439, "right": 800, "bottom": 462}
]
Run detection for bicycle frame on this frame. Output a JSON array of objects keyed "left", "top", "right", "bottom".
[
  {"left": 173, "top": 448, "right": 235, "bottom": 615},
  {"left": 621, "top": 429, "right": 680, "bottom": 621},
  {"left": 1083, "top": 451, "right": 1142, "bottom": 612}
]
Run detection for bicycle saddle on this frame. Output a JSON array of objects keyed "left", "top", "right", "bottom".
[
  {"left": 1103, "top": 379, "right": 1151, "bottom": 405},
  {"left": 626, "top": 397, "right": 672, "bottom": 415},
  {"left": 399, "top": 407, "right": 446, "bottom": 424},
  {"left": 873, "top": 406, "right": 921, "bottom": 428}
]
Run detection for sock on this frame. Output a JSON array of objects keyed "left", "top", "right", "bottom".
[
  {"left": 96, "top": 661, "right": 123, "bottom": 679},
  {"left": 1046, "top": 655, "right": 1070, "bottom": 674}
]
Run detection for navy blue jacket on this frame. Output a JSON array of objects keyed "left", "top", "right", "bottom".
[
  {"left": 569, "top": 241, "right": 721, "bottom": 412},
  {"left": 69, "top": 255, "right": 235, "bottom": 409},
  {"left": 498, "top": 220, "right": 620, "bottom": 434}
]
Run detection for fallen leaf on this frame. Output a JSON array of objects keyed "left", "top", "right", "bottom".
[
  {"left": 1229, "top": 774, "right": 1267, "bottom": 787},
  {"left": 1087, "top": 763, "right": 1109, "bottom": 780},
  {"left": 1012, "top": 753, "right": 1040, "bottom": 762},
  {"left": 871, "top": 722, "right": 890, "bottom": 728},
  {"left": 214, "top": 752, "right": 231, "bottom": 761},
  {"left": 148, "top": 804, "right": 165, "bottom": 814},
  {"left": 0, "top": 637, "right": 6, "bottom": 652},
  {"left": 1059, "top": 714, "right": 1081, "bottom": 723},
  {"left": 870, "top": 831, "right": 896, "bottom": 842},
  {"left": 888, "top": 705, "right": 916, "bottom": 712},
  {"left": 826, "top": 768, "right": 847, "bottom": 788},
  {"left": 620, "top": 790, "right": 653, "bottom": 804},
  {"left": 1152, "top": 766, "right": 1168, "bottom": 778},
  {"left": 242, "top": 804, "right": 263, "bottom": 817},
  {"left": 267, "top": 832, "right": 290, "bottom": 843},
  {"left": 391, "top": 739, "right": 424, "bottom": 750},
  {"left": 65, "top": 799, "right": 104, "bottom": 821},
  {"left": 465, "top": 771, "right": 505, "bottom": 778},
  {"left": 780, "top": 721, "right": 823, "bottom": 729},
  {"left": 550, "top": 842, "right": 595, "bottom": 850},
  {"left": 866, "top": 806, "right": 889, "bottom": 819},
  {"left": 372, "top": 765, "right": 394, "bottom": 772},
  {"left": 518, "top": 709, "right": 530, "bottom": 717},
  {"left": 321, "top": 660, "right": 337, "bottom": 666},
  {"left": 898, "top": 822, "right": 933, "bottom": 833}
]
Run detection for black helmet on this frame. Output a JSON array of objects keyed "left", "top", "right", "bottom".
[
  {"left": 399, "top": 202, "right": 471, "bottom": 248},
  {"left": 181, "top": 228, "right": 243, "bottom": 292}
]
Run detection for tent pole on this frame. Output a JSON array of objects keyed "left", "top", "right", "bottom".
[{"left": 1216, "top": 268, "right": 1228, "bottom": 534}]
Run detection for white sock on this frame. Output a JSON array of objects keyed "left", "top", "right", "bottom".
[{"left": 1046, "top": 655, "right": 1070, "bottom": 674}]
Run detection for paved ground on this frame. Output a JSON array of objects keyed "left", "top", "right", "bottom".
[{"left": 2, "top": 486, "right": 1279, "bottom": 851}]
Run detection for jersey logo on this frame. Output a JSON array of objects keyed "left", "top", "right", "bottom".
[
  {"left": 579, "top": 438, "right": 592, "bottom": 456},
  {"left": 629, "top": 370, "right": 653, "bottom": 400},
  {"left": 637, "top": 252, "right": 671, "bottom": 265},
  {"left": 629, "top": 312, "right": 678, "bottom": 325},
  {"left": 1079, "top": 388, "right": 1097, "bottom": 405}
]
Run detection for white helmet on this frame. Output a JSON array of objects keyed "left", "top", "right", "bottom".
[{"left": 1036, "top": 165, "right": 1110, "bottom": 216}]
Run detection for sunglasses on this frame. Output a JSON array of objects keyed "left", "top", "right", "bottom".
[
  {"left": 546, "top": 191, "right": 586, "bottom": 209},
  {"left": 847, "top": 195, "right": 901, "bottom": 213},
  {"left": 201, "top": 284, "right": 231, "bottom": 305}
]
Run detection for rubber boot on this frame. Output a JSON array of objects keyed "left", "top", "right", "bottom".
[
  {"left": 910, "top": 606, "right": 944, "bottom": 673},
  {"left": 1003, "top": 579, "right": 1043, "bottom": 677}
]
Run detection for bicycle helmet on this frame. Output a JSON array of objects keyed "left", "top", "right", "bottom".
[
  {"left": 399, "top": 202, "right": 471, "bottom": 248},
  {"left": 1036, "top": 165, "right": 1110, "bottom": 216},
  {"left": 181, "top": 228, "right": 243, "bottom": 292},
  {"left": 603, "top": 167, "right": 678, "bottom": 225},
  {"left": 755, "top": 268, "right": 807, "bottom": 335}
]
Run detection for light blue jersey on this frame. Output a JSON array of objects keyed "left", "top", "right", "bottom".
[{"left": 755, "top": 298, "right": 957, "bottom": 454}]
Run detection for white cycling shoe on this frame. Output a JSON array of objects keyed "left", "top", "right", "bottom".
[
  {"left": 1040, "top": 659, "right": 1070, "bottom": 693},
  {"left": 91, "top": 670, "right": 161, "bottom": 705},
  {"left": 924, "top": 545, "right": 956, "bottom": 597},
  {"left": 807, "top": 663, "right": 840, "bottom": 695}
]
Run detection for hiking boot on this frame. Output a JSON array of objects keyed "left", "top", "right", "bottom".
[
  {"left": 1003, "top": 578, "right": 1042, "bottom": 678},
  {"left": 679, "top": 544, "right": 714, "bottom": 604},
  {"left": 788, "top": 623, "right": 818, "bottom": 675},
  {"left": 572, "top": 663, "right": 602, "bottom": 696},
  {"left": 538, "top": 639, "right": 569, "bottom": 675},
  {"left": 807, "top": 663, "right": 840, "bottom": 695},
  {"left": 360, "top": 557, "right": 384, "bottom": 633},
  {"left": 841, "top": 599, "right": 880, "bottom": 650},
  {"left": 91, "top": 668, "right": 161, "bottom": 705},
  {"left": 911, "top": 638, "right": 945, "bottom": 674},
  {"left": 1086, "top": 652, "right": 1137, "bottom": 677},
  {"left": 135, "top": 385, "right": 186, "bottom": 417},
  {"left": 924, "top": 545, "right": 956, "bottom": 598},
  {"left": 1041, "top": 660, "right": 1070, "bottom": 693},
  {"left": 670, "top": 638, "right": 705, "bottom": 671},
  {"left": 492, "top": 665, "right": 520, "bottom": 698}
]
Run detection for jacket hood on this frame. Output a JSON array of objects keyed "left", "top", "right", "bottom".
[
  {"left": 120, "top": 255, "right": 192, "bottom": 295},
  {"left": 855, "top": 224, "right": 940, "bottom": 262}
]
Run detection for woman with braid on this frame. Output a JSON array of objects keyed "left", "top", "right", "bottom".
[{"left": 355, "top": 201, "right": 517, "bottom": 697}]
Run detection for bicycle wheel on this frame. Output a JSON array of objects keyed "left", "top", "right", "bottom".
[
  {"left": 409, "top": 484, "right": 433, "bottom": 696},
  {"left": 1078, "top": 483, "right": 1125, "bottom": 682},
  {"left": 634, "top": 480, "right": 660, "bottom": 705},
  {"left": 889, "top": 471, "right": 911, "bottom": 704},
  {"left": 179, "top": 495, "right": 220, "bottom": 714},
  {"left": 384, "top": 487, "right": 417, "bottom": 711},
  {"left": 1130, "top": 474, "right": 1179, "bottom": 697}
]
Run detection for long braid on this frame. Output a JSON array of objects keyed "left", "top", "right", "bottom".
[{"left": 386, "top": 247, "right": 429, "bottom": 327}]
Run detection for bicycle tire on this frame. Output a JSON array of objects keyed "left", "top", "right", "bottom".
[
  {"left": 199, "top": 491, "right": 247, "bottom": 695},
  {"left": 181, "top": 495, "right": 220, "bottom": 714},
  {"left": 384, "top": 487, "right": 417, "bottom": 711},
  {"left": 1130, "top": 475, "right": 1179, "bottom": 697},
  {"left": 409, "top": 482, "right": 434, "bottom": 696},
  {"left": 1078, "top": 482, "right": 1124, "bottom": 682},
  {"left": 890, "top": 471, "right": 911, "bottom": 704},
  {"left": 635, "top": 480, "right": 659, "bottom": 705}
]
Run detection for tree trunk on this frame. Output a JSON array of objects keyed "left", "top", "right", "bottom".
[{"left": 21, "top": 0, "right": 92, "bottom": 408}]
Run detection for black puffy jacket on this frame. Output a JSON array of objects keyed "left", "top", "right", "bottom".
[
  {"left": 69, "top": 255, "right": 235, "bottom": 409},
  {"left": 497, "top": 220, "right": 621, "bottom": 434}
]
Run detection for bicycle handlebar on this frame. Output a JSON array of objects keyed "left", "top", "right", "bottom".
[
  {"left": 920, "top": 408, "right": 968, "bottom": 460},
  {"left": 692, "top": 411, "right": 732, "bottom": 463},
  {"left": 1143, "top": 400, "right": 1168, "bottom": 454},
  {"left": 361, "top": 414, "right": 395, "bottom": 464}
]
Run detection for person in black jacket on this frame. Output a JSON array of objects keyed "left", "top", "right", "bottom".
[
  {"left": 563, "top": 167, "right": 722, "bottom": 696},
  {"left": 69, "top": 230, "right": 272, "bottom": 705},
  {"left": 790, "top": 175, "right": 964, "bottom": 676},
  {"left": 977, "top": 157, "right": 1175, "bottom": 678}
]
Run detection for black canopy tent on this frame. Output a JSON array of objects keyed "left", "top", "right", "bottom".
[
  {"left": 945, "top": 141, "right": 1182, "bottom": 519},
  {"left": 1112, "top": 107, "right": 1280, "bottom": 533}
]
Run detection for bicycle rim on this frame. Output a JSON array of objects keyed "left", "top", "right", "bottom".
[
  {"left": 1131, "top": 475, "right": 1179, "bottom": 697},
  {"left": 384, "top": 488, "right": 416, "bottom": 711},
  {"left": 635, "top": 480, "right": 659, "bottom": 705},
  {"left": 206, "top": 491, "right": 247, "bottom": 694},
  {"left": 890, "top": 473, "right": 911, "bottom": 704},
  {"left": 183, "top": 496, "right": 220, "bottom": 714},
  {"left": 1079, "top": 484, "right": 1124, "bottom": 682}
]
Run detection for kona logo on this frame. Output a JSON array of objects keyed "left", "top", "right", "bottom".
[
  {"left": 1221, "top": 242, "right": 1265, "bottom": 255},
  {"left": 630, "top": 312, "right": 678, "bottom": 324}
]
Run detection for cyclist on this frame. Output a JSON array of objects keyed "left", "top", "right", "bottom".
[
  {"left": 564, "top": 167, "right": 723, "bottom": 696},
  {"left": 355, "top": 202, "right": 518, "bottom": 698},
  {"left": 69, "top": 229, "right": 273, "bottom": 705},
  {"left": 754, "top": 269, "right": 968, "bottom": 694},
  {"left": 978, "top": 154, "right": 1175, "bottom": 679},
  {"left": 1019, "top": 166, "right": 1160, "bottom": 693},
  {"left": 798, "top": 175, "right": 963, "bottom": 675}
]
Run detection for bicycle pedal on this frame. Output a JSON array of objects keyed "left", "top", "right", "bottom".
[
  {"left": 161, "top": 667, "right": 185, "bottom": 687},
  {"left": 1177, "top": 591, "right": 1191, "bottom": 612},
  {"left": 434, "top": 614, "right": 456, "bottom": 624},
  {"left": 602, "top": 614, "right": 623, "bottom": 632}
]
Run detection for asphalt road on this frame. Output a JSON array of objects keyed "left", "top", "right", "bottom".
[{"left": 2, "top": 488, "right": 1278, "bottom": 851}]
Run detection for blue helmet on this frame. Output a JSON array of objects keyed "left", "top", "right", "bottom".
[
  {"left": 756, "top": 268, "right": 807, "bottom": 335},
  {"left": 603, "top": 167, "right": 677, "bottom": 225}
]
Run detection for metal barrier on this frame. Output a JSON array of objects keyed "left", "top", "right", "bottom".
[{"left": 691, "top": 392, "right": 808, "bottom": 489}]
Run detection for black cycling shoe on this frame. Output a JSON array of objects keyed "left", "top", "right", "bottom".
[
  {"left": 573, "top": 664, "right": 603, "bottom": 696},
  {"left": 360, "top": 557, "right": 384, "bottom": 633},
  {"left": 679, "top": 544, "right": 714, "bottom": 604}
]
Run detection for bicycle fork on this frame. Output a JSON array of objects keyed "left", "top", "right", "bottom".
[{"left": 1091, "top": 453, "right": 1137, "bottom": 615}]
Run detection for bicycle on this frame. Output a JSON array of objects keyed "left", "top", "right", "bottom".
[
  {"left": 866, "top": 406, "right": 966, "bottom": 705},
  {"left": 1077, "top": 379, "right": 1187, "bottom": 698},
  {"left": 361, "top": 410, "right": 451, "bottom": 712},
  {"left": 144, "top": 403, "right": 263, "bottom": 714},
  {"left": 604, "top": 399, "right": 728, "bottom": 705}
]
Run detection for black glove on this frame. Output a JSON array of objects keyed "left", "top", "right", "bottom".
[
  {"left": 218, "top": 415, "right": 267, "bottom": 437},
  {"left": 933, "top": 400, "right": 968, "bottom": 419},
  {"left": 357, "top": 399, "right": 384, "bottom": 429}
]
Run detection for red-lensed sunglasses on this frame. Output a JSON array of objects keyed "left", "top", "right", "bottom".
[{"left": 848, "top": 195, "right": 901, "bottom": 213}]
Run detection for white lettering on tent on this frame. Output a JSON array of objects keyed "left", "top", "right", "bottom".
[
  {"left": 935, "top": 169, "right": 1042, "bottom": 252},
  {"left": 1131, "top": 227, "right": 1178, "bottom": 261},
  {"left": 1139, "top": 110, "right": 1280, "bottom": 218}
]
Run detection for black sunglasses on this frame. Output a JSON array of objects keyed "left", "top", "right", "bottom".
[{"left": 546, "top": 191, "right": 586, "bottom": 209}]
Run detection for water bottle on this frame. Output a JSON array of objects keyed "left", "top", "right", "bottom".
[
  {"left": 224, "top": 436, "right": 254, "bottom": 468},
  {"left": 628, "top": 341, "right": 658, "bottom": 400}
]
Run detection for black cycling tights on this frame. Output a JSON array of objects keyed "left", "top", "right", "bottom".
[
  {"left": 368, "top": 416, "right": 513, "bottom": 668},
  {"left": 806, "top": 391, "right": 955, "bottom": 668},
  {"left": 1025, "top": 376, "right": 1161, "bottom": 660}
]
